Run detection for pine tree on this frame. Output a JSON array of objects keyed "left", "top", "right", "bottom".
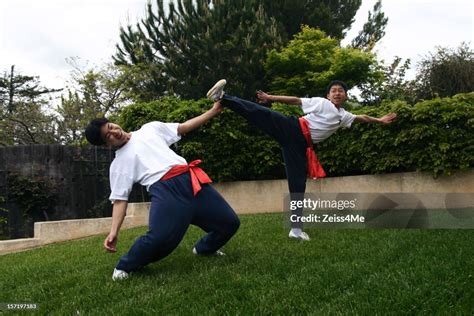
[
  {"left": 259, "top": 0, "right": 362, "bottom": 40},
  {"left": 0, "top": 65, "right": 60, "bottom": 113},
  {"left": 114, "top": 0, "right": 284, "bottom": 100},
  {"left": 351, "top": 0, "right": 388, "bottom": 51},
  {"left": 0, "top": 65, "right": 61, "bottom": 145},
  {"left": 113, "top": 0, "right": 384, "bottom": 101}
]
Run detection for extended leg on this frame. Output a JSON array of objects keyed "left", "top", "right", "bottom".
[{"left": 221, "top": 95, "right": 300, "bottom": 145}]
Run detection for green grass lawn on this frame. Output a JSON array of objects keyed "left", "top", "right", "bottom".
[{"left": 1, "top": 213, "right": 473, "bottom": 315}]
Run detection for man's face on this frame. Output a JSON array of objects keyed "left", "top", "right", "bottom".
[
  {"left": 100, "top": 122, "right": 129, "bottom": 147},
  {"left": 326, "top": 84, "right": 347, "bottom": 107}
]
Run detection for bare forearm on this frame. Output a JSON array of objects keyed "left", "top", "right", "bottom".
[
  {"left": 355, "top": 115, "right": 381, "bottom": 123},
  {"left": 355, "top": 112, "right": 397, "bottom": 124},
  {"left": 267, "top": 95, "right": 302, "bottom": 105},
  {"left": 110, "top": 200, "right": 128, "bottom": 235},
  {"left": 178, "top": 108, "right": 219, "bottom": 135}
]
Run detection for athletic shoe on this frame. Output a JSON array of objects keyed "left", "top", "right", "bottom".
[
  {"left": 193, "top": 247, "right": 226, "bottom": 256},
  {"left": 214, "top": 249, "right": 226, "bottom": 256},
  {"left": 288, "top": 230, "right": 311, "bottom": 241},
  {"left": 206, "top": 79, "right": 226, "bottom": 101},
  {"left": 112, "top": 268, "right": 129, "bottom": 281}
]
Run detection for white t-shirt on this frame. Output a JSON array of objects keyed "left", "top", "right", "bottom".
[
  {"left": 300, "top": 97, "right": 356, "bottom": 143},
  {"left": 108, "top": 122, "right": 186, "bottom": 202}
]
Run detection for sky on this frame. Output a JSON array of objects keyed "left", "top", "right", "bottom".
[{"left": 0, "top": 0, "right": 473, "bottom": 92}]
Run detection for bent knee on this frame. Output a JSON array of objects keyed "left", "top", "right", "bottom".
[{"left": 229, "top": 216, "right": 240, "bottom": 234}]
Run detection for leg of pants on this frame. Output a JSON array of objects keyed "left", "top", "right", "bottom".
[
  {"left": 222, "top": 95, "right": 308, "bottom": 228},
  {"left": 191, "top": 184, "right": 240, "bottom": 254},
  {"left": 221, "top": 95, "right": 299, "bottom": 145},
  {"left": 282, "top": 144, "right": 307, "bottom": 229},
  {"left": 115, "top": 173, "right": 240, "bottom": 272},
  {"left": 116, "top": 174, "right": 195, "bottom": 272}
]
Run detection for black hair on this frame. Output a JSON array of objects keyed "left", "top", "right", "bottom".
[
  {"left": 326, "top": 80, "right": 349, "bottom": 95},
  {"left": 85, "top": 118, "right": 109, "bottom": 146}
]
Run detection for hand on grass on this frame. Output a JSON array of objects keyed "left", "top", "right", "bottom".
[{"left": 104, "top": 233, "right": 118, "bottom": 253}]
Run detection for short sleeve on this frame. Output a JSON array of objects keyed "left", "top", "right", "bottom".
[
  {"left": 149, "top": 122, "right": 181, "bottom": 146},
  {"left": 340, "top": 109, "right": 356, "bottom": 128},
  {"left": 109, "top": 171, "right": 134, "bottom": 203},
  {"left": 301, "top": 97, "right": 324, "bottom": 114}
]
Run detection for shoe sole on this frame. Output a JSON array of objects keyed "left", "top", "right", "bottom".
[{"left": 206, "top": 79, "right": 227, "bottom": 99}]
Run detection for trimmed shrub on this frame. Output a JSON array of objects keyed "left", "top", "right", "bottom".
[
  {"left": 317, "top": 93, "right": 474, "bottom": 176},
  {"left": 117, "top": 93, "right": 474, "bottom": 181},
  {"left": 117, "top": 97, "right": 302, "bottom": 181}
]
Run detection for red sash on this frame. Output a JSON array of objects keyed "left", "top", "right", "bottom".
[
  {"left": 161, "top": 160, "right": 212, "bottom": 196},
  {"left": 298, "top": 117, "right": 326, "bottom": 179}
]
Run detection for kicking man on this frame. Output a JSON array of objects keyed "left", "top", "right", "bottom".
[
  {"left": 207, "top": 79, "right": 396, "bottom": 241},
  {"left": 84, "top": 101, "right": 240, "bottom": 280}
]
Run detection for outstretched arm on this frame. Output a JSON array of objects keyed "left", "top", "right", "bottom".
[
  {"left": 355, "top": 113, "right": 397, "bottom": 124},
  {"left": 104, "top": 199, "right": 128, "bottom": 253},
  {"left": 256, "top": 90, "right": 302, "bottom": 105},
  {"left": 177, "top": 101, "right": 223, "bottom": 135}
]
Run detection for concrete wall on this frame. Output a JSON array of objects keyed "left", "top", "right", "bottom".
[
  {"left": 1, "top": 170, "right": 473, "bottom": 255},
  {"left": 0, "top": 203, "right": 149, "bottom": 255},
  {"left": 214, "top": 170, "right": 474, "bottom": 214}
]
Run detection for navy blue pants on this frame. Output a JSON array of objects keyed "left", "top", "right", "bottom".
[
  {"left": 116, "top": 172, "right": 240, "bottom": 272},
  {"left": 221, "top": 95, "right": 307, "bottom": 228}
]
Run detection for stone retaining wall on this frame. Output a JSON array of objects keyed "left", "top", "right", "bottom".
[{"left": 1, "top": 170, "right": 472, "bottom": 255}]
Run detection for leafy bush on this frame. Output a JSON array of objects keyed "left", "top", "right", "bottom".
[
  {"left": 117, "top": 93, "right": 473, "bottom": 181},
  {"left": 0, "top": 196, "right": 8, "bottom": 237},
  {"left": 6, "top": 174, "right": 57, "bottom": 220},
  {"left": 316, "top": 93, "right": 474, "bottom": 176},
  {"left": 264, "top": 27, "right": 377, "bottom": 97},
  {"left": 118, "top": 97, "right": 302, "bottom": 181}
]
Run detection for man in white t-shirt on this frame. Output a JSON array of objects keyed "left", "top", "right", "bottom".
[
  {"left": 84, "top": 102, "right": 240, "bottom": 280},
  {"left": 207, "top": 79, "right": 396, "bottom": 241}
]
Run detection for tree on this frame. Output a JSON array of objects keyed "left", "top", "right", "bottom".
[
  {"left": 114, "top": 0, "right": 388, "bottom": 101},
  {"left": 0, "top": 101, "right": 57, "bottom": 145},
  {"left": 55, "top": 60, "right": 129, "bottom": 145},
  {"left": 414, "top": 43, "right": 474, "bottom": 101},
  {"left": 351, "top": 0, "right": 388, "bottom": 51},
  {"left": 264, "top": 27, "right": 377, "bottom": 97},
  {"left": 0, "top": 65, "right": 60, "bottom": 113},
  {"left": 114, "top": 0, "right": 284, "bottom": 100},
  {"left": 0, "top": 66, "right": 60, "bottom": 145},
  {"left": 55, "top": 90, "right": 86, "bottom": 145},
  {"left": 358, "top": 57, "right": 417, "bottom": 105},
  {"left": 258, "top": 0, "right": 362, "bottom": 40}
]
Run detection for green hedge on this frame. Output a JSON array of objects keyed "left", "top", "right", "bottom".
[
  {"left": 117, "top": 93, "right": 474, "bottom": 181},
  {"left": 117, "top": 97, "right": 299, "bottom": 181},
  {"left": 317, "top": 93, "right": 474, "bottom": 176}
]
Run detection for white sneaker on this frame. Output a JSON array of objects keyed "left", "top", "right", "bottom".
[
  {"left": 215, "top": 249, "right": 226, "bottom": 256},
  {"left": 288, "top": 230, "right": 311, "bottom": 241},
  {"left": 206, "top": 79, "right": 226, "bottom": 101},
  {"left": 112, "top": 268, "right": 129, "bottom": 281},
  {"left": 193, "top": 247, "right": 226, "bottom": 256}
]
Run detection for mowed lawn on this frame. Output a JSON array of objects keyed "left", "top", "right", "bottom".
[{"left": 1, "top": 213, "right": 473, "bottom": 315}]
